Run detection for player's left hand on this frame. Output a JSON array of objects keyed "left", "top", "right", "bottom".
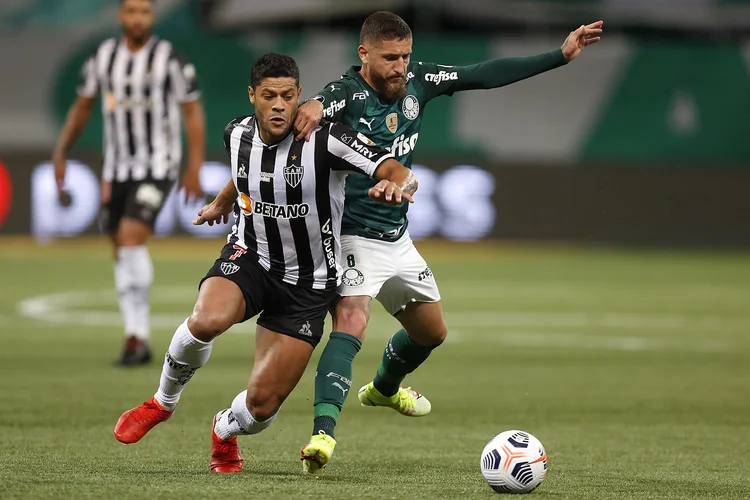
[
  {"left": 193, "top": 199, "right": 232, "bottom": 226},
  {"left": 561, "top": 20, "right": 603, "bottom": 62},
  {"left": 182, "top": 169, "right": 204, "bottom": 203},
  {"left": 368, "top": 180, "right": 414, "bottom": 206}
]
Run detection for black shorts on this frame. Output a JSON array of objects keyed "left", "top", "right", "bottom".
[
  {"left": 199, "top": 243, "right": 335, "bottom": 347},
  {"left": 100, "top": 180, "right": 173, "bottom": 233}
]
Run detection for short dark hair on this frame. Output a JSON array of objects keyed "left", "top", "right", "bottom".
[
  {"left": 360, "top": 11, "right": 412, "bottom": 46},
  {"left": 250, "top": 53, "right": 300, "bottom": 88}
]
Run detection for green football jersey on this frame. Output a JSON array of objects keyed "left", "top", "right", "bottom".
[
  {"left": 312, "top": 63, "right": 462, "bottom": 241},
  {"left": 311, "top": 51, "right": 567, "bottom": 240}
]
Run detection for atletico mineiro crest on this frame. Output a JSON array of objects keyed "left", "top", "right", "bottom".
[{"left": 284, "top": 164, "right": 303, "bottom": 188}]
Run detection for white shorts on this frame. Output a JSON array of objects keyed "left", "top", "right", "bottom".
[{"left": 338, "top": 232, "right": 441, "bottom": 315}]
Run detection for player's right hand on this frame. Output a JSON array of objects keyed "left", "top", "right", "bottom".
[
  {"left": 294, "top": 100, "right": 324, "bottom": 142},
  {"left": 193, "top": 201, "right": 232, "bottom": 226}
]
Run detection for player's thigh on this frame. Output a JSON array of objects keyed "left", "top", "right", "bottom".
[
  {"left": 100, "top": 181, "right": 129, "bottom": 244},
  {"left": 338, "top": 234, "right": 395, "bottom": 301},
  {"left": 375, "top": 232, "right": 442, "bottom": 316},
  {"left": 258, "top": 280, "right": 335, "bottom": 349},
  {"left": 118, "top": 180, "right": 173, "bottom": 245},
  {"left": 192, "top": 244, "right": 264, "bottom": 341},
  {"left": 246, "top": 325, "right": 315, "bottom": 416},
  {"left": 189, "top": 277, "right": 246, "bottom": 341}
]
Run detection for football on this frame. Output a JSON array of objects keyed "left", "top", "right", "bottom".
[{"left": 480, "top": 430, "right": 548, "bottom": 494}]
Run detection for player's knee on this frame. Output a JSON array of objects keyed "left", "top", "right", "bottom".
[
  {"left": 187, "top": 311, "right": 232, "bottom": 342},
  {"left": 245, "top": 389, "right": 283, "bottom": 421},
  {"left": 406, "top": 316, "right": 448, "bottom": 347},
  {"left": 431, "top": 319, "right": 449, "bottom": 345},
  {"left": 333, "top": 297, "right": 370, "bottom": 339}
]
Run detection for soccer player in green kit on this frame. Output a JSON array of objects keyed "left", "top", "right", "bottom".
[{"left": 295, "top": 11, "right": 603, "bottom": 472}]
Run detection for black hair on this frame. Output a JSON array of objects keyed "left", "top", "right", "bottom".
[
  {"left": 250, "top": 53, "right": 300, "bottom": 88},
  {"left": 360, "top": 11, "right": 412, "bottom": 46}
]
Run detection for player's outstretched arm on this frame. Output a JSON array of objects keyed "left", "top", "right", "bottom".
[
  {"left": 369, "top": 159, "right": 417, "bottom": 206},
  {"left": 424, "top": 20, "right": 603, "bottom": 98},
  {"left": 193, "top": 180, "right": 236, "bottom": 226},
  {"left": 52, "top": 96, "right": 95, "bottom": 195}
]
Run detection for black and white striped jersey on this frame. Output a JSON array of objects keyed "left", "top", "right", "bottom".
[
  {"left": 224, "top": 115, "right": 394, "bottom": 289},
  {"left": 77, "top": 36, "right": 200, "bottom": 183}
]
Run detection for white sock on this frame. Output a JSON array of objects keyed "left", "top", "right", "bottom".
[
  {"left": 213, "top": 390, "right": 277, "bottom": 440},
  {"left": 154, "top": 319, "right": 213, "bottom": 410},
  {"left": 117, "top": 246, "right": 153, "bottom": 341},
  {"left": 114, "top": 249, "right": 138, "bottom": 337}
]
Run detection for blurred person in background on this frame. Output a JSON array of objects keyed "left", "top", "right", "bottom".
[
  {"left": 52, "top": 0, "right": 206, "bottom": 366},
  {"left": 294, "top": 11, "right": 602, "bottom": 471}
]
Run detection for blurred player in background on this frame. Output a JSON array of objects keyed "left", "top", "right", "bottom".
[
  {"left": 52, "top": 0, "right": 206, "bottom": 366},
  {"left": 112, "top": 53, "right": 417, "bottom": 474},
  {"left": 294, "top": 11, "right": 602, "bottom": 471}
]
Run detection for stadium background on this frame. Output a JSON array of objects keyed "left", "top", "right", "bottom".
[{"left": 1, "top": 1, "right": 749, "bottom": 499}]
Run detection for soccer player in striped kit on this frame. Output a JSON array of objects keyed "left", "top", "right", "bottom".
[
  {"left": 112, "top": 53, "right": 418, "bottom": 474},
  {"left": 52, "top": 0, "right": 206, "bottom": 366}
]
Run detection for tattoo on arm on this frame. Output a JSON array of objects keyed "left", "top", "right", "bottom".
[{"left": 400, "top": 171, "right": 418, "bottom": 195}]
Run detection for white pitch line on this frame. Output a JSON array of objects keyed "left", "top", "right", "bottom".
[
  {"left": 465, "top": 330, "right": 732, "bottom": 353},
  {"left": 15, "top": 287, "right": 748, "bottom": 352}
]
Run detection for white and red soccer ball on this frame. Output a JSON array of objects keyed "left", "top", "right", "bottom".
[{"left": 480, "top": 430, "right": 548, "bottom": 494}]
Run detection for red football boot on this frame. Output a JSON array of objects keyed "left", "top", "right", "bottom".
[
  {"left": 210, "top": 413, "right": 244, "bottom": 473},
  {"left": 113, "top": 397, "right": 173, "bottom": 444}
]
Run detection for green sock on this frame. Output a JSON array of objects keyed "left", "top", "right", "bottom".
[
  {"left": 312, "top": 331, "right": 362, "bottom": 438},
  {"left": 373, "top": 329, "right": 438, "bottom": 398}
]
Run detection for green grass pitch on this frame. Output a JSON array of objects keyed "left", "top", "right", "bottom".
[{"left": 1, "top": 237, "right": 749, "bottom": 499}]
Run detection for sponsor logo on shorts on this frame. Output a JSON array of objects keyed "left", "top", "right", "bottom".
[
  {"left": 298, "top": 321, "right": 312, "bottom": 337},
  {"left": 220, "top": 262, "right": 240, "bottom": 275},
  {"left": 418, "top": 266, "right": 433, "bottom": 281},
  {"left": 342, "top": 268, "right": 364, "bottom": 286},
  {"left": 135, "top": 183, "right": 165, "bottom": 210},
  {"left": 229, "top": 245, "right": 246, "bottom": 261}
]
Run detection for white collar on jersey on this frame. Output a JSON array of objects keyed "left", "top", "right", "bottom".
[
  {"left": 252, "top": 122, "right": 294, "bottom": 149},
  {"left": 119, "top": 34, "right": 159, "bottom": 54}
]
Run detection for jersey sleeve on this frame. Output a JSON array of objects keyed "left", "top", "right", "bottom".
[
  {"left": 325, "top": 122, "right": 394, "bottom": 177},
  {"left": 76, "top": 49, "right": 99, "bottom": 98},
  {"left": 223, "top": 116, "right": 253, "bottom": 157},
  {"left": 416, "top": 50, "right": 567, "bottom": 101},
  {"left": 168, "top": 48, "right": 201, "bottom": 103},
  {"left": 307, "top": 78, "right": 352, "bottom": 122},
  {"left": 223, "top": 119, "right": 237, "bottom": 155}
]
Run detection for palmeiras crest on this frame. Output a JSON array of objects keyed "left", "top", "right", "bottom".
[{"left": 284, "top": 163, "right": 304, "bottom": 188}]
